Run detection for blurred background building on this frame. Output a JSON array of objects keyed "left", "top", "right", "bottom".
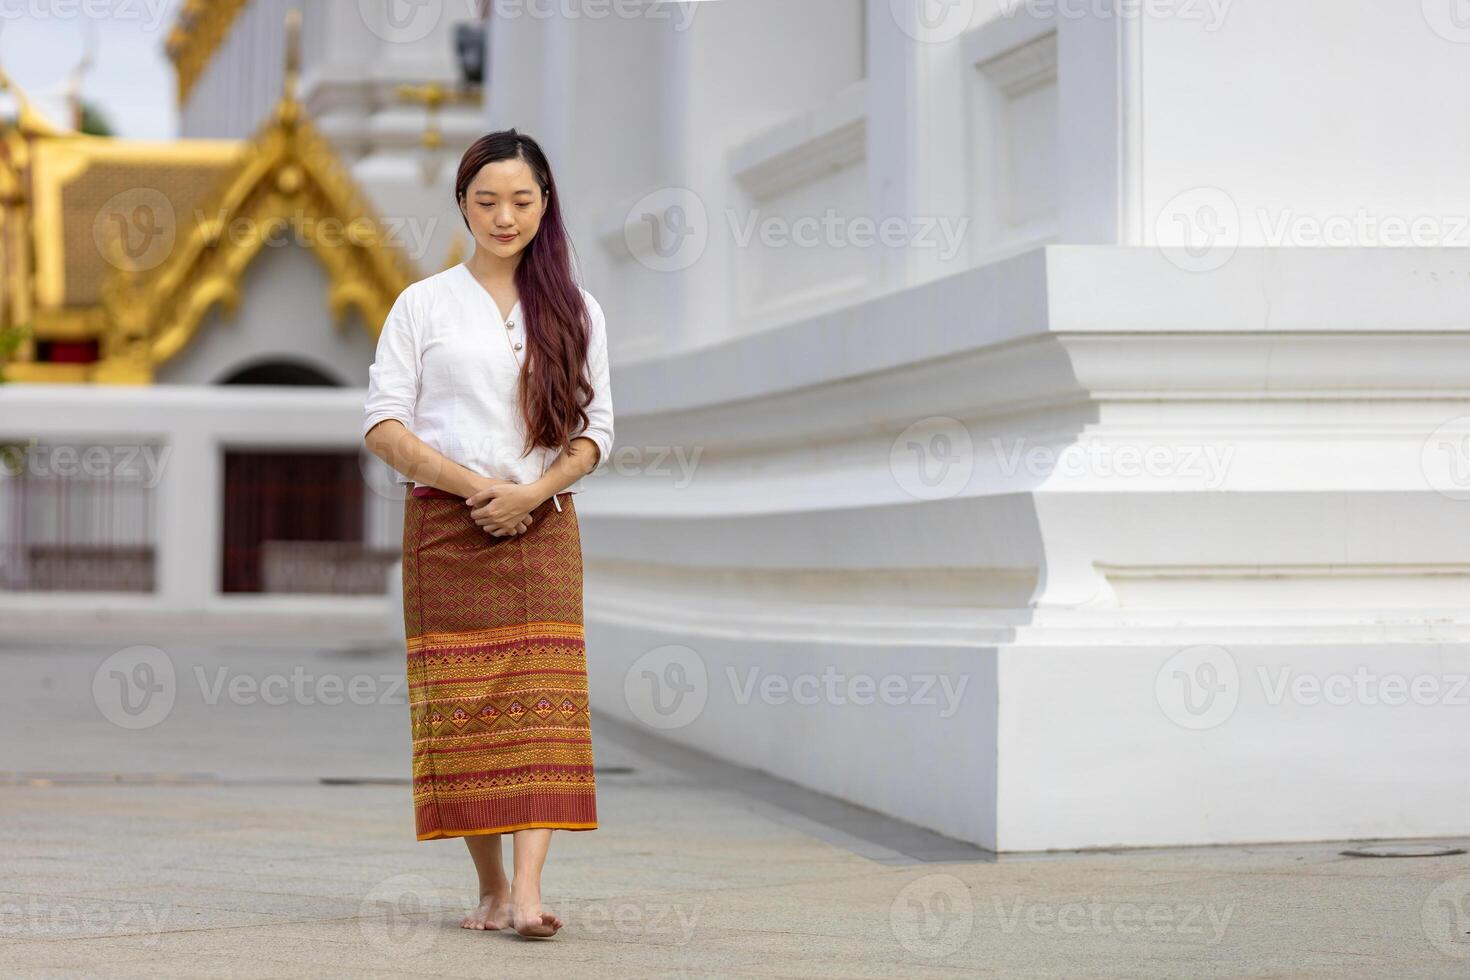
[
  {"left": 0, "top": 2, "right": 484, "bottom": 608},
  {"left": 2, "top": 0, "right": 1468, "bottom": 854}
]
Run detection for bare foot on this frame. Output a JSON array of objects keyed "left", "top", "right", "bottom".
[
  {"left": 510, "top": 902, "right": 562, "bottom": 939},
  {"left": 460, "top": 890, "right": 512, "bottom": 931}
]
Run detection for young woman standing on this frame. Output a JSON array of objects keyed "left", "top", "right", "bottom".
[{"left": 362, "top": 130, "right": 613, "bottom": 939}]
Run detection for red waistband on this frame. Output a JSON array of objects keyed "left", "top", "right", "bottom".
[
  {"left": 411, "top": 486, "right": 461, "bottom": 499},
  {"left": 410, "top": 486, "right": 570, "bottom": 502}
]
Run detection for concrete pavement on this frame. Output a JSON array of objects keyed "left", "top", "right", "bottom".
[{"left": 2, "top": 636, "right": 1467, "bottom": 977}]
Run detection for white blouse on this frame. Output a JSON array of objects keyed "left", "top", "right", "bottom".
[{"left": 362, "top": 262, "right": 613, "bottom": 511}]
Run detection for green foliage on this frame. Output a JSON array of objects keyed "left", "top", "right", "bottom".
[
  {"left": 0, "top": 323, "right": 29, "bottom": 478},
  {"left": 0, "top": 322, "right": 30, "bottom": 383},
  {"left": 78, "top": 101, "right": 113, "bottom": 137}
]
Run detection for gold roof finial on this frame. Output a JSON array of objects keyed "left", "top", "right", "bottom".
[
  {"left": 284, "top": 7, "right": 300, "bottom": 101},
  {"left": 275, "top": 7, "right": 302, "bottom": 129},
  {"left": 64, "top": 18, "right": 98, "bottom": 132}
]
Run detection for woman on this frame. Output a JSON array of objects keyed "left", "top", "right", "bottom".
[{"left": 362, "top": 130, "right": 613, "bottom": 940}]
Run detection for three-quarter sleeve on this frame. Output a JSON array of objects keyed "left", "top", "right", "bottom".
[
  {"left": 362, "top": 286, "right": 421, "bottom": 440},
  {"left": 576, "top": 292, "right": 614, "bottom": 468}
]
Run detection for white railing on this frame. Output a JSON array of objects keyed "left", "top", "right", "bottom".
[{"left": 0, "top": 384, "right": 400, "bottom": 632}]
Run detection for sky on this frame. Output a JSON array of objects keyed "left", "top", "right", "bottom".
[{"left": 0, "top": 0, "right": 183, "bottom": 140}]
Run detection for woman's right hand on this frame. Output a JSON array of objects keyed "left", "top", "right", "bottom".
[{"left": 469, "top": 476, "right": 533, "bottom": 537}]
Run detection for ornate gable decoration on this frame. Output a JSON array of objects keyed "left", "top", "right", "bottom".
[
  {"left": 167, "top": 0, "right": 251, "bottom": 108},
  {"left": 98, "top": 10, "right": 418, "bottom": 383}
]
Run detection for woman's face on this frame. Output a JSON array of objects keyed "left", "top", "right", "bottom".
[{"left": 459, "top": 158, "right": 547, "bottom": 261}]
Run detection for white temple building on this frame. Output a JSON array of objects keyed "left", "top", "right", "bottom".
[
  {"left": 476, "top": 0, "right": 1470, "bottom": 853},
  {"left": 2, "top": 0, "right": 1468, "bottom": 853}
]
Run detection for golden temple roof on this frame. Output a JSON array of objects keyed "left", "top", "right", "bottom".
[{"left": 2, "top": 9, "right": 424, "bottom": 384}]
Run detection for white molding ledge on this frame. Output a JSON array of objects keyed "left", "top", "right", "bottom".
[
  {"left": 974, "top": 31, "right": 1057, "bottom": 97},
  {"left": 728, "top": 80, "right": 868, "bottom": 201},
  {"left": 612, "top": 246, "right": 1470, "bottom": 421},
  {"left": 963, "top": 7, "right": 1058, "bottom": 74}
]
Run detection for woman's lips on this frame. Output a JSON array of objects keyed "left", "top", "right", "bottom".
[{"left": 493, "top": 234, "right": 517, "bottom": 242}]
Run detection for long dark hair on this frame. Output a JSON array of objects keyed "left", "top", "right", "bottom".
[{"left": 454, "top": 130, "right": 594, "bottom": 463}]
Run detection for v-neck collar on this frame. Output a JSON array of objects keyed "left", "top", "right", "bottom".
[{"left": 456, "top": 261, "right": 522, "bottom": 324}]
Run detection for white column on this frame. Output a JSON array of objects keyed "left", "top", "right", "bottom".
[
  {"left": 486, "top": 11, "right": 548, "bottom": 133},
  {"left": 157, "top": 428, "right": 219, "bottom": 610},
  {"left": 1056, "top": 11, "right": 1133, "bottom": 244},
  {"left": 865, "top": 0, "right": 975, "bottom": 291}
]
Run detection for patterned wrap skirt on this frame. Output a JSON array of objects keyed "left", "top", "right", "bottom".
[{"left": 401, "top": 485, "right": 598, "bottom": 840}]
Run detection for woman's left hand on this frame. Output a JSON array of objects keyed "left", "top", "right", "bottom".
[{"left": 465, "top": 481, "right": 545, "bottom": 536}]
